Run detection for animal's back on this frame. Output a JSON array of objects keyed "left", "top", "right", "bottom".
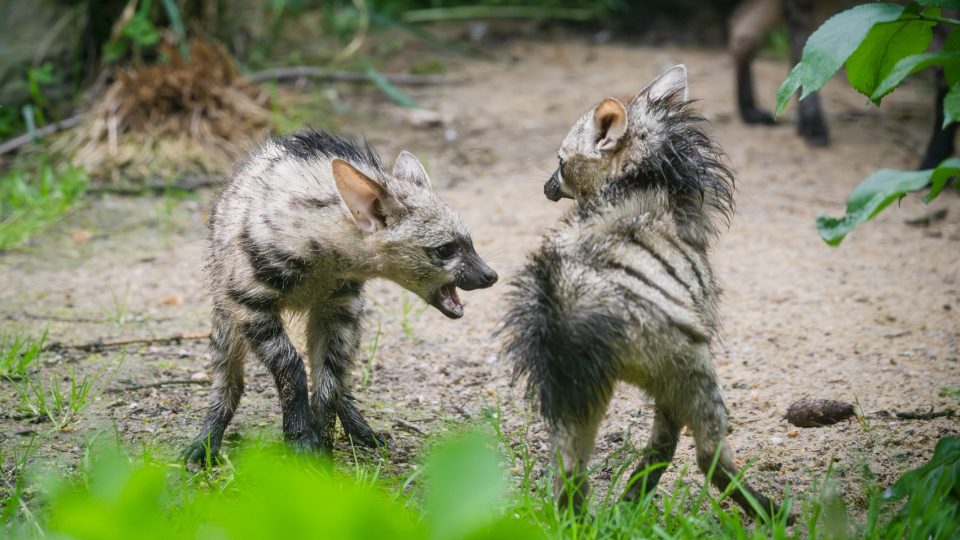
[
  {"left": 205, "top": 132, "right": 384, "bottom": 306},
  {"left": 506, "top": 189, "right": 721, "bottom": 423}
]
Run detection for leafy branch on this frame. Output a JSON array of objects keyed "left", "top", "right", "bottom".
[{"left": 776, "top": 1, "right": 960, "bottom": 245}]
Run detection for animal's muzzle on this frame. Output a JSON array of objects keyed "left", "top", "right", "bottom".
[
  {"left": 544, "top": 168, "right": 570, "bottom": 202},
  {"left": 458, "top": 256, "right": 498, "bottom": 291}
]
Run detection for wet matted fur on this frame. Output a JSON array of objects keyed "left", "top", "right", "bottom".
[
  {"left": 501, "top": 65, "right": 781, "bottom": 519},
  {"left": 184, "top": 130, "right": 498, "bottom": 465}
]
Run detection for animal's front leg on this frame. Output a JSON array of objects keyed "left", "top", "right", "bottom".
[
  {"left": 183, "top": 305, "right": 249, "bottom": 466},
  {"left": 307, "top": 284, "right": 384, "bottom": 450},
  {"left": 242, "top": 307, "right": 322, "bottom": 453},
  {"left": 622, "top": 406, "right": 681, "bottom": 502},
  {"left": 338, "top": 391, "right": 386, "bottom": 448}
]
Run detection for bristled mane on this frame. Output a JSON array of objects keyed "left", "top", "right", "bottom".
[{"left": 577, "top": 91, "right": 735, "bottom": 242}]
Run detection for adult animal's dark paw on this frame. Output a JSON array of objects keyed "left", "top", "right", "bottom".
[{"left": 741, "top": 107, "right": 776, "bottom": 125}]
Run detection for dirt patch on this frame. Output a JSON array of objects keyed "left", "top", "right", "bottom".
[{"left": 2, "top": 37, "right": 958, "bottom": 513}]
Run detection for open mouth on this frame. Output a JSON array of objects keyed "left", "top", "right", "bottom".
[{"left": 431, "top": 283, "right": 464, "bottom": 319}]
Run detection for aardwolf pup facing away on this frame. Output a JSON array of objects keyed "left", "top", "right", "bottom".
[
  {"left": 501, "top": 66, "right": 779, "bottom": 518},
  {"left": 183, "top": 130, "right": 497, "bottom": 465}
]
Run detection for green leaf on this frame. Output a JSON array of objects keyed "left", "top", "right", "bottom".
[
  {"left": 364, "top": 65, "right": 419, "bottom": 108},
  {"left": 925, "top": 156, "right": 960, "bottom": 201},
  {"left": 944, "top": 27, "right": 960, "bottom": 86},
  {"left": 425, "top": 432, "right": 507, "bottom": 540},
  {"left": 775, "top": 3, "right": 904, "bottom": 114},
  {"left": 845, "top": 9, "right": 935, "bottom": 101},
  {"left": 917, "top": 0, "right": 960, "bottom": 7},
  {"left": 870, "top": 51, "right": 960, "bottom": 101},
  {"left": 123, "top": 14, "right": 160, "bottom": 47},
  {"left": 883, "top": 437, "right": 960, "bottom": 538},
  {"left": 775, "top": 64, "right": 803, "bottom": 117},
  {"left": 815, "top": 168, "right": 932, "bottom": 245},
  {"left": 944, "top": 82, "right": 960, "bottom": 127},
  {"left": 885, "top": 437, "right": 960, "bottom": 503}
]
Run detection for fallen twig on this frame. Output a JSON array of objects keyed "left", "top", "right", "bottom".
[
  {"left": 449, "top": 403, "right": 470, "bottom": 418},
  {"left": 7, "top": 312, "right": 109, "bottom": 324},
  {"left": 247, "top": 66, "right": 456, "bottom": 86},
  {"left": 875, "top": 407, "right": 956, "bottom": 420},
  {"left": 107, "top": 378, "right": 210, "bottom": 393},
  {"left": 401, "top": 5, "right": 594, "bottom": 23},
  {"left": 45, "top": 331, "right": 210, "bottom": 352},
  {"left": 393, "top": 418, "right": 428, "bottom": 436},
  {"left": 85, "top": 176, "right": 220, "bottom": 196},
  {"left": 0, "top": 114, "right": 82, "bottom": 155}
]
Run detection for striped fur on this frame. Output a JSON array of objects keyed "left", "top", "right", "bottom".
[
  {"left": 501, "top": 66, "right": 780, "bottom": 519},
  {"left": 184, "top": 130, "right": 497, "bottom": 464}
]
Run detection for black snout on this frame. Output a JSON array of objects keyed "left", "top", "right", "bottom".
[
  {"left": 458, "top": 256, "right": 498, "bottom": 291},
  {"left": 480, "top": 268, "right": 498, "bottom": 287},
  {"left": 544, "top": 169, "right": 563, "bottom": 202}
]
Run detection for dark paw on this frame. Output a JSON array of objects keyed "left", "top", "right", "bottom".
[
  {"left": 919, "top": 147, "right": 953, "bottom": 170},
  {"left": 286, "top": 429, "right": 329, "bottom": 455},
  {"left": 798, "top": 120, "right": 829, "bottom": 147},
  {"left": 621, "top": 480, "right": 652, "bottom": 503},
  {"left": 182, "top": 439, "right": 221, "bottom": 468},
  {"left": 740, "top": 107, "right": 776, "bottom": 125},
  {"left": 343, "top": 423, "right": 390, "bottom": 449},
  {"left": 337, "top": 394, "right": 387, "bottom": 449}
]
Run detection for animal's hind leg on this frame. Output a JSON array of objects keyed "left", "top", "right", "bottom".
[
  {"left": 786, "top": 0, "right": 829, "bottom": 146},
  {"left": 729, "top": 0, "right": 782, "bottom": 125},
  {"left": 919, "top": 67, "right": 956, "bottom": 169},
  {"left": 183, "top": 305, "right": 248, "bottom": 465},
  {"left": 621, "top": 406, "right": 681, "bottom": 502},
  {"left": 686, "top": 370, "right": 779, "bottom": 519},
  {"left": 551, "top": 397, "right": 611, "bottom": 513},
  {"left": 307, "top": 283, "right": 383, "bottom": 450}
]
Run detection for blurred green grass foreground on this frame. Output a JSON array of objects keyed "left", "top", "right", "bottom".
[{"left": 2, "top": 427, "right": 958, "bottom": 539}]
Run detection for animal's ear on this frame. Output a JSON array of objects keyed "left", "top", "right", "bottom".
[
  {"left": 332, "top": 158, "right": 389, "bottom": 233},
  {"left": 392, "top": 150, "right": 431, "bottom": 190},
  {"left": 592, "top": 97, "right": 628, "bottom": 152},
  {"left": 640, "top": 64, "right": 688, "bottom": 104}
]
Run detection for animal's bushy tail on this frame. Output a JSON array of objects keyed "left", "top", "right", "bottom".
[{"left": 499, "top": 242, "right": 628, "bottom": 427}]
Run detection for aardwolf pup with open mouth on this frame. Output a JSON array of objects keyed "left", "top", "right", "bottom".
[
  {"left": 501, "top": 66, "right": 780, "bottom": 518},
  {"left": 184, "top": 130, "right": 497, "bottom": 465}
]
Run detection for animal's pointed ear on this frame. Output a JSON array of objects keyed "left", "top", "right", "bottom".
[
  {"left": 332, "top": 158, "right": 388, "bottom": 233},
  {"left": 593, "top": 97, "right": 628, "bottom": 152},
  {"left": 640, "top": 64, "right": 688, "bottom": 104},
  {"left": 392, "top": 150, "right": 431, "bottom": 190}
]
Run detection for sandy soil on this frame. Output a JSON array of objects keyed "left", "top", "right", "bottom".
[{"left": 2, "top": 36, "right": 958, "bottom": 512}]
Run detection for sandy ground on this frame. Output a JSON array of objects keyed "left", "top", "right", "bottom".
[{"left": 2, "top": 37, "right": 958, "bottom": 513}]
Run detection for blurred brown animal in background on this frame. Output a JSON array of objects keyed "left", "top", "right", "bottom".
[{"left": 729, "top": 0, "right": 956, "bottom": 167}]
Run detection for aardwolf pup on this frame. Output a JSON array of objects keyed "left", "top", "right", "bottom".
[
  {"left": 501, "top": 66, "right": 779, "bottom": 518},
  {"left": 183, "top": 130, "right": 498, "bottom": 465}
]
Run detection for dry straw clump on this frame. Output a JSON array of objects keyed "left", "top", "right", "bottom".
[{"left": 56, "top": 40, "right": 272, "bottom": 183}]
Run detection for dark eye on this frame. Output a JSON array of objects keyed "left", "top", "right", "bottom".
[{"left": 433, "top": 242, "right": 457, "bottom": 259}]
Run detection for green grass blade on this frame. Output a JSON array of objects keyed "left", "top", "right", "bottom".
[{"left": 365, "top": 65, "right": 419, "bottom": 108}]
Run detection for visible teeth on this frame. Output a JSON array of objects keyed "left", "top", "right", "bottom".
[
  {"left": 449, "top": 287, "right": 461, "bottom": 306},
  {"left": 441, "top": 285, "right": 463, "bottom": 316}
]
